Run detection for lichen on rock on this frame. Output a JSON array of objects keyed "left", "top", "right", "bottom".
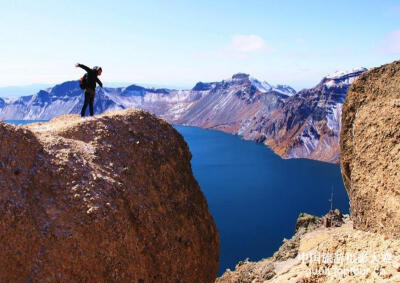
[{"left": 0, "top": 109, "right": 219, "bottom": 282}]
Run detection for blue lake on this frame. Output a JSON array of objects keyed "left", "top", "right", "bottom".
[
  {"left": 174, "top": 125, "right": 349, "bottom": 275},
  {"left": 5, "top": 120, "right": 349, "bottom": 276}
]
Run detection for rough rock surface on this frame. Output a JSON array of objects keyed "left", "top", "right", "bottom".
[
  {"left": 340, "top": 60, "right": 400, "bottom": 237},
  {"left": 322, "top": 209, "right": 344, "bottom": 228},
  {"left": 0, "top": 109, "right": 219, "bottom": 282},
  {"left": 217, "top": 214, "right": 400, "bottom": 282}
]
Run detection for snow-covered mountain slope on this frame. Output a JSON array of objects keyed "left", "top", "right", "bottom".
[
  {"left": 0, "top": 69, "right": 366, "bottom": 163},
  {"left": 239, "top": 68, "right": 367, "bottom": 163},
  {"left": 167, "top": 73, "right": 290, "bottom": 134},
  {"left": 249, "top": 75, "right": 296, "bottom": 96},
  {"left": 0, "top": 81, "right": 191, "bottom": 120},
  {"left": 323, "top": 67, "right": 367, "bottom": 88}
]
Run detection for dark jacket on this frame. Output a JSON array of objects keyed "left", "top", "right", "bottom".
[{"left": 77, "top": 64, "right": 103, "bottom": 91}]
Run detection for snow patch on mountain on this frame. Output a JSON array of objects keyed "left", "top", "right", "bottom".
[
  {"left": 272, "top": 85, "right": 297, "bottom": 96},
  {"left": 2, "top": 97, "right": 18, "bottom": 104},
  {"left": 325, "top": 67, "right": 367, "bottom": 79},
  {"left": 250, "top": 77, "right": 296, "bottom": 96},
  {"left": 324, "top": 67, "right": 367, "bottom": 88},
  {"left": 326, "top": 103, "right": 343, "bottom": 132},
  {"left": 292, "top": 120, "right": 319, "bottom": 156},
  {"left": 249, "top": 77, "right": 272, "bottom": 92}
]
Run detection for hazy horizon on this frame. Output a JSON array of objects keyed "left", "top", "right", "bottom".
[
  {"left": 0, "top": 69, "right": 343, "bottom": 98},
  {"left": 0, "top": 81, "right": 192, "bottom": 98},
  {"left": 0, "top": 66, "right": 381, "bottom": 98}
]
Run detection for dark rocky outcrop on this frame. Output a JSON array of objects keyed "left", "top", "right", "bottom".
[
  {"left": 0, "top": 109, "right": 219, "bottom": 282},
  {"left": 295, "top": 212, "right": 322, "bottom": 233},
  {"left": 341, "top": 60, "right": 400, "bottom": 237},
  {"left": 192, "top": 82, "right": 215, "bottom": 91},
  {"left": 322, "top": 209, "right": 344, "bottom": 228}
]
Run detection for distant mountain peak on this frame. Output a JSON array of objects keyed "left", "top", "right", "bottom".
[
  {"left": 249, "top": 77, "right": 296, "bottom": 96},
  {"left": 325, "top": 67, "right": 367, "bottom": 80},
  {"left": 48, "top": 81, "right": 80, "bottom": 96},
  {"left": 191, "top": 74, "right": 296, "bottom": 98},
  {"left": 192, "top": 82, "right": 214, "bottom": 91},
  {"left": 232, "top": 73, "right": 250, "bottom": 81},
  {"left": 249, "top": 77, "right": 272, "bottom": 92},
  {"left": 322, "top": 67, "right": 367, "bottom": 88},
  {"left": 273, "top": 85, "right": 297, "bottom": 96}
]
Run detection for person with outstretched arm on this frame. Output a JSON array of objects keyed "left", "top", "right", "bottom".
[{"left": 75, "top": 63, "right": 103, "bottom": 117}]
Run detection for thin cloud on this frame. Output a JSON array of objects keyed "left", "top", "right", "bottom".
[
  {"left": 193, "top": 34, "right": 271, "bottom": 60},
  {"left": 382, "top": 5, "right": 400, "bottom": 17},
  {"left": 230, "top": 34, "right": 270, "bottom": 53},
  {"left": 294, "top": 38, "right": 307, "bottom": 45},
  {"left": 382, "top": 30, "right": 400, "bottom": 54}
]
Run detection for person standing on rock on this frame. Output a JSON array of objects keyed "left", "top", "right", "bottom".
[{"left": 75, "top": 63, "right": 103, "bottom": 117}]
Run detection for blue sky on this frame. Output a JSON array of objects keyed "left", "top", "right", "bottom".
[{"left": 0, "top": 0, "right": 399, "bottom": 92}]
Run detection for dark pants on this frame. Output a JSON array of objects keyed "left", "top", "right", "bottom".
[{"left": 81, "top": 90, "right": 95, "bottom": 116}]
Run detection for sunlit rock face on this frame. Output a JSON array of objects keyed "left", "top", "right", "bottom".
[
  {"left": 0, "top": 109, "right": 219, "bottom": 282},
  {"left": 341, "top": 61, "right": 400, "bottom": 237}
]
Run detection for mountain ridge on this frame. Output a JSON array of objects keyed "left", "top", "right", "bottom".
[{"left": 0, "top": 69, "right": 367, "bottom": 163}]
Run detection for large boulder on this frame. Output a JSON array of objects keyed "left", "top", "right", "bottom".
[
  {"left": 340, "top": 60, "right": 400, "bottom": 237},
  {"left": 0, "top": 109, "right": 219, "bottom": 282}
]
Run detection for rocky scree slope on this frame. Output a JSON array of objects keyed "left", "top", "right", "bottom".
[{"left": 0, "top": 109, "right": 219, "bottom": 282}]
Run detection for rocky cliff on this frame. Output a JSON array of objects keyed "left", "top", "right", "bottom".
[
  {"left": 341, "top": 60, "right": 400, "bottom": 237},
  {"left": 0, "top": 71, "right": 363, "bottom": 164},
  {"left": 240, "top": 68, "right": 367, "bottom": 163},
  {"left": 0, "top": 109, "right": 219, "bottom": 282}
]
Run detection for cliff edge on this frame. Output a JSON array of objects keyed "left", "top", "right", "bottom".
[
  {"left": 217, "top": 214, "right": 400, "bottom": 282},
  {"left": 341, "top": 60, "right": 400, "bottom": 237},
  {"left": 0, "top": 109, "right": 219, "bottom": 282}
]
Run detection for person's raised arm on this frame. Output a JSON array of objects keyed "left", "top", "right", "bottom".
[
  {"left": 96, "top": 78, "right": 103, "bottom": 88},
  {"left": 75, "top": 63, "right": 91, "bottom": 72}
]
